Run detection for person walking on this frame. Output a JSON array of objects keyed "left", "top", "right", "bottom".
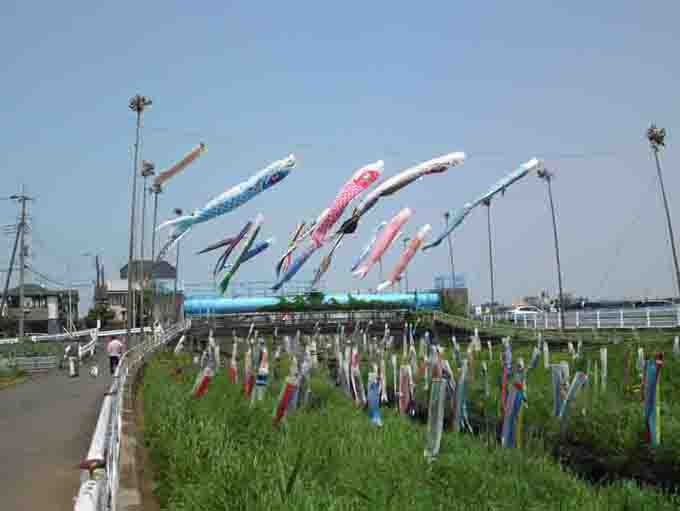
[{"left": 107, "top": 336, "right": 124, "bottom": 375}]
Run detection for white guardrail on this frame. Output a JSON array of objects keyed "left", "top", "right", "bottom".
[
  {"left": 73, "top": 320, "right": 190, "bottom": 511},
  {"left": 0, "top": 326, "right": 154, "bottom": 346},
  {"left": 480, "top": 307, "right": 680, "bottom": 330}
]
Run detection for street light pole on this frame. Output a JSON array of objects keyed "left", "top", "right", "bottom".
[
  {"left": 150, "top": 182, "right": 162, "bottom": 324},
  {"left": 538, "top": 168, "right": 565, "bottom": 329},
  {"left": 139, "top": 160, "right": 155, "bottom": 334},
  {"left": 444, "top": 212, "right": 456, "bottom": 289},
  {"left": 127, "top": 95, "right": 152, "bottom": 347},
  {"left": 483, "top": 199, "right": 495, "bottom": 311},
  {"left": 647, "top": 125, "right": 680, "bottom": 298}
]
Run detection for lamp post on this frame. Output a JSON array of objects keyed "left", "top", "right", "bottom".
[
  {"left": 444, "top": 212, "right": 456, "bottom": 289},
  {"left": 139, "top": 160, "right": 155, "bottom": 333},
  {"left": 127, "top": 94, "right": 152, "bottom": 347},
  {"left": 403, "top": 237, "right": 411, "bottom": 293},
  {"left": 537, "top": 167, "right": 565, "bottom": 330},
  {"left": 647, "top": 125, "right": 680, "bottom": 297},
  {"left": 173, "top": 208, "right": 183, "bottom": 322},
  {"left": 150, "top": 182, "right": 162, "bottom": 324}
]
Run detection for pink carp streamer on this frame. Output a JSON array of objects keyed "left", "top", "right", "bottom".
[
  {"left": 353, "top": 208, "right": 413, "bottom": 279},
  {"left": 377, "top": 224, "right": 431, "bottom": 291},
  {"left": 311, "top": 161, "right": 383, "bottom": 247}
]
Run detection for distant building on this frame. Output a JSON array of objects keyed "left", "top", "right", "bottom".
[
  {"left": 103, "top": 260, "right": 180, "bottom": 322},
  {"left": 3, "top": 283, "right": 79, "bottom": 334}
]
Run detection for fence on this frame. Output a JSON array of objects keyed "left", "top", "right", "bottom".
[
  {"left": 72, "top": 320, "right": 190, "bottom": 511},
  {"left": 480, "top": 307, "right": 680, "bottom": 330},
  {"left": 9, "top": 355, "right": 60, "bottom": 373},
  {"left": 194, "top": 309, "right": 411, "bottom": 328},
  {"left": 0, "top": 326, "right": 155, "bottom": 346}
]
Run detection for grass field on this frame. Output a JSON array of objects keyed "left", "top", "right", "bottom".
[{"left": 142, "top": 339, "right": 680, "bottom": 511}]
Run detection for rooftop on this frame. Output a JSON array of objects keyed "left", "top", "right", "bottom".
[
  {"left": 120, "top": 260, "right": 176, "bottom": 280},
  {"left": 6, "top": 283, "right": 80, "bottom": 297}
]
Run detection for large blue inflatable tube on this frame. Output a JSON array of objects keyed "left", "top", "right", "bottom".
[{"left": 184, "top": 292, "right": 440, "bottom": 315}]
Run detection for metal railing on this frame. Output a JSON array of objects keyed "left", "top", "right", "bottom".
[
  {"left": 194, "top": 309, "right": 411, "bottom": 327},
  {"left": 0, "top": 326, "right": 154, "bottom": 346},
  {"left": 479, "top": 307, "right": 680, "bottom": 330},
  {"left": 73, "top": 320, "right": 190, "bottom": 511}
]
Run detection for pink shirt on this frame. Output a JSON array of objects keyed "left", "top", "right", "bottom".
[{"left": 107, "top": 339, "right": 124, "bottom": 357}]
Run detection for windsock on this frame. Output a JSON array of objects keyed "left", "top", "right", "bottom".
[
  {"left": 600, "top": 348, "right": 607, "bottom": 392},
  {"left": 559, "top": 372, "right": 589, "bottom": 435},
  {"left": 157, "top": 154, "right": 295, "bottom": 260},
  {"left": 644, "top": 353, "right": 663, "bottom": 447},
  {"left": 252, "top": 347, "right": 269, "bottom": 403},
  {"left": 174, "top": 334, "right": 186, "bottom": 354},
  {"left": 424, "top": 361, "right": 446, "bottom": 461},
  {"left": 501, "top": 383, "right": 526, "bottom": 448},
  {"left": 353, "top": 208, "right": 413, "bottom": 279},
  {"left": 244, "top": 347, "right": 255, "bottom": 399},
  {"left": 367, "top": 372, "right": 383, "bottom": 427},
  {"left": 399, "top": 365, "right": 413, "bottom": 416},
  {"left": 191, "top": 367, "right": 214, "bottom": 398},
  {"left": 380, "top": 358, "right": 389, "bottom": 403},
  {"left": 390, "top": 354, "right": 398, "bottom": 404},
  {"left": 273, "top": 361, "right": 299, "bottom": 427},
  {"left": 377, "top": 224, "right": 431, "bottom": 291},
  {"left": 529, "top": 346, "right": 540, "bottom": 370},
  {"left": 453, "top": 360, "right": 469, "bottom": 433}
]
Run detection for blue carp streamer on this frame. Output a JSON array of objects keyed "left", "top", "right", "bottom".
[
  {"left": 501, "top": 383, "right": 526, "bottom": 448},
  {"left": 644, "top": 353, "right": 663, "bottom": 447},
  {"left": 157, "top": 154, "right": 296, "bottom": 260}
]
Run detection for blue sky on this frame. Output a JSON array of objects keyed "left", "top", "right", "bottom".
[{"left": 1, "top": 1, "right": 679, "bottom": 313}]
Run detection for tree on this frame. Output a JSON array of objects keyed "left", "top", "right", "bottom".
[{"left": 84, "top": 303, "right": 115, "bottom": 328}]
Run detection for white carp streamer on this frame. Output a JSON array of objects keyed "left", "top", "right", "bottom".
[{"left": 377, "top": 224, "right": 431, "bottom": 291}]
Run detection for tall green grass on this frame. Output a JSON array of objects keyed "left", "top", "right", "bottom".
[{"left": 143, "top": 351, "right": 679, "bottom": 510}]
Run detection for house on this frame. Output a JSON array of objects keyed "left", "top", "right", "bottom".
[
  {"left": 104, "top": 260, "right": 180, "bottom": 322},
  {"left": 2, "top": 283, "right": 79, "bottom": 334}
]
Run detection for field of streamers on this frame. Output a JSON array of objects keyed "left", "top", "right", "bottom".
[{"left": 142, "top": 336, "right": 680, "bottom": 511}]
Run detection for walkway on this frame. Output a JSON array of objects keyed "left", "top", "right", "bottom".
[{"left": 0, "top": 345, "right": 112, "bottom": 511}]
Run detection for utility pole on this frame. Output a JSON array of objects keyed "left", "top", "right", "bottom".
[
  {"left": 5, "top": 193, "right": 33, "bottom": 338},
  {"left": 127, "top": 95, "right": 152, "bottom": 346},
  {"left": 538, "top": 167, "right": 565, "bottom": 329},
  {"left": 0, "top": 211, "right": 21, "bottom": 318},
  {"left": 647, "top": 125, "right": 680, "bottom": 298},
  {"left": 173, "top": 208, "right": 183, "bottom": 322},
  {"left": 444, "top": 212, "right": 456, "bottom": 289},
  {"left": 483, "top": 199, "right": 495, "bottom": 311}
]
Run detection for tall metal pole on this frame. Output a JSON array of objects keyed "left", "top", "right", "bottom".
[
  {"left": 173, "top": 208, "right": 183, "bottom": 322},
  {"left": 139, "top": 161, "right": 155, "bottom": 334},
  {"left": 444, "top": 212, "right": 456, "bottom": 289},
  {"left": 484, "top": 200, "right": 495, "bottom": 310},
  {"left": 539, "top": 168, "right": 565, "bottom": 329},
  {"left": 403, "top": 237, "right": 410, "bottom": 293},
  {"left": 68, "top": 265, "right": 73, "bottom": 331},
  {"left": 127, "top": 95, "right": 152, "bottom": 346},
  {"left": 18, "top": 196, "right": 27, "bottom": 338},
  {"left": 150, "top": 183, "right": 161, "bottom": 324},
  {"left": 647, "top": 125, "right": 680, "bottom": 297}
]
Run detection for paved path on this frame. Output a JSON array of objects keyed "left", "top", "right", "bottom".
[{"left": 0, "top": 346, "right": 113, "bottom": 511}]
